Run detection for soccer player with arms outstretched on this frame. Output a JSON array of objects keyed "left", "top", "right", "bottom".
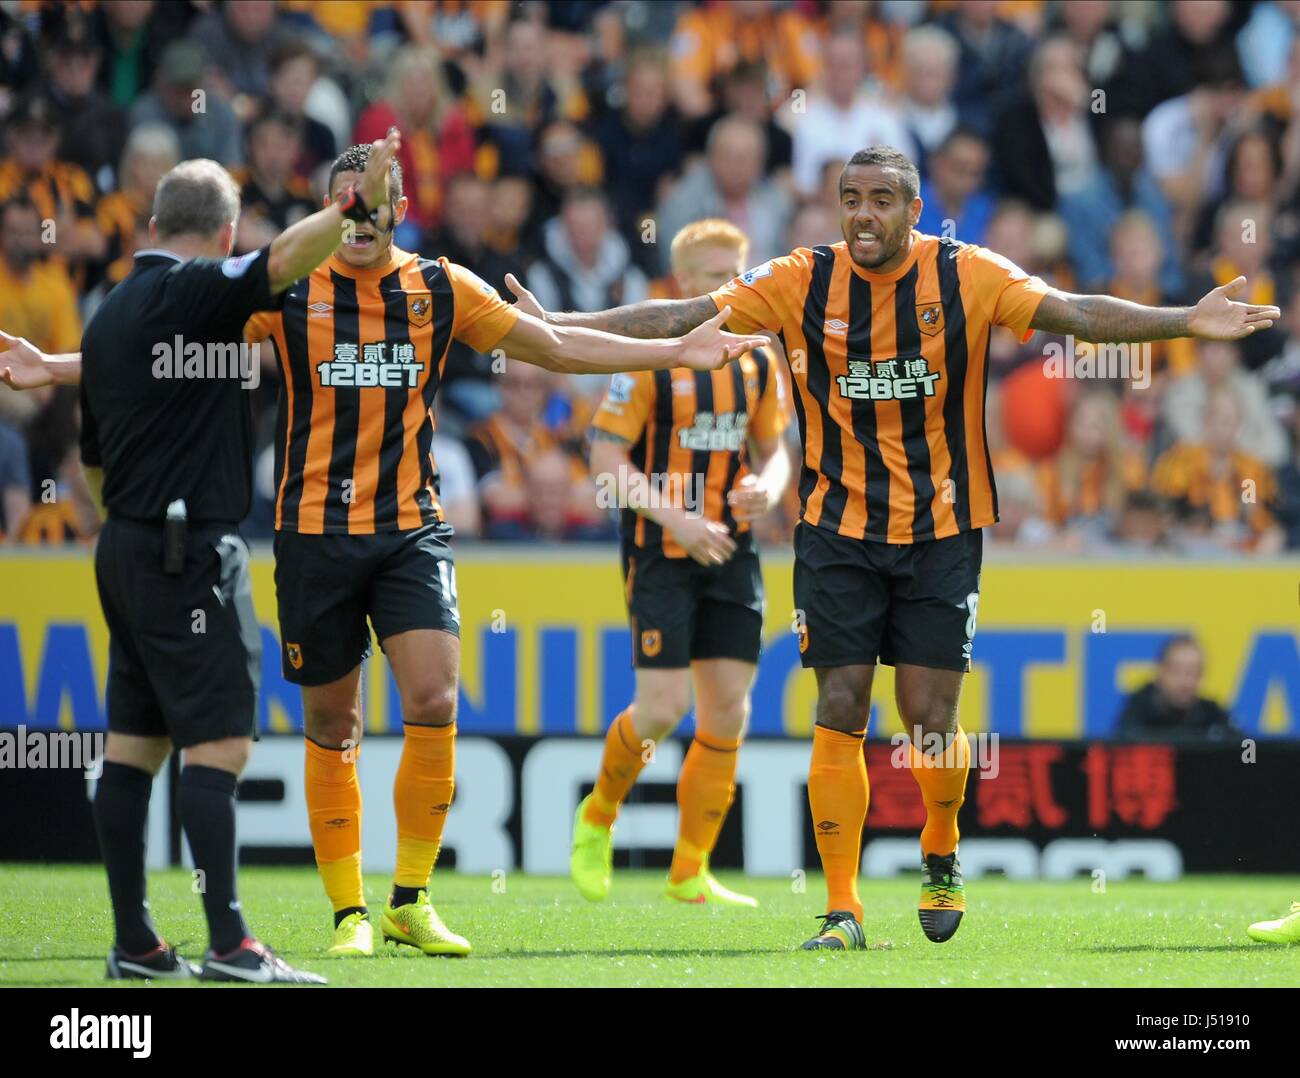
[
  {"left": 0, "top": 147, "right": 764, "bottom": 961},
  {"left": 572, "top": 219, "right": 792, "bottom": 907},
  {"left": 506, "top": 145, "right": 1280, "bottom": 951}
]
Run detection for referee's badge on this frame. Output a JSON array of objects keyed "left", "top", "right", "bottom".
[
  {"left": 641, "top": 629, "right": 662, "bottom": 658},
  {"left": 916, "top": 302, "right": 944, "bottom": 336},
  {"left": 407, "top": 293, "right": 433, "bottom": 327},
  {"left": 286, "top": 642, "right": 303, "bottom": 670}
]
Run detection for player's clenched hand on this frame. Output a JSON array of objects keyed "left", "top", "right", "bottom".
[
  {"left": 727, "top": 473, "right": 774, "bottom": 522},
  {"left": 1188, "top": 276, "right": 1281, "bottom": 340},
  {"left": 678, "top": 306, "right": 766, "bottom": 372},
  {"left": 0, "top": 331, "right": 52, "bottom": 390},
  {"left": 504, "top": 273, "right": 547, "bottom": 319},
  {"left": 357, "top": 127, "right": 402, "bottom": 225},
  {"left": 671, "top": 513, "right": 737, "bottom": 567}
]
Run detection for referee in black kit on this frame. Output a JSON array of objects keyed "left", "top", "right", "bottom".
[{"left": 77, "top": 130, "right": 402, "bottom": 984}]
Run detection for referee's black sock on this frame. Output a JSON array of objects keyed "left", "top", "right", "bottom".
[
  {"left": 92, "top": 761, "right": 162, "bottom": 955},
  {"left": 178, "top": 764, "right": 251, "bottom": 955}
]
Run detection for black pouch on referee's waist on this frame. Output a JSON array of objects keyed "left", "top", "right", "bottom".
[{"left": 162, "top": 499, "right": 188, "bottom": 575}]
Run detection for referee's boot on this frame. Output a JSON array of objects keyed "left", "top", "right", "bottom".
[
  {"left": 200, "top": 937, "right": 327, "bottom": 984},
  {"left": 106, "top": 940, "right": 200, "bottom": 981}
]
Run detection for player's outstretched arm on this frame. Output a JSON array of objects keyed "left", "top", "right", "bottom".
[
  {"left": 0, "top": 332, "right": 80, "bottom": 389},
  {"left": 505, "top": 273, "right": 719, "bottom": 339},
  {"left": 497, "top": 305, "right": 766, "bottom": 374},
  {"left": 1030, "top": 276, "right": 1280, "bottom": 342}
]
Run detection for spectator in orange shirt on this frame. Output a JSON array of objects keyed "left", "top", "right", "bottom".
[
  {"left": 1152, "top": 388, "right": 1284, "bottom": 553},
  {"left": 669, "top": 0, "right": 821, "bottom": 119},
  {"left": 353, "top": 45, "right": 476, "bottom": 243},
  {"left": 0, "top": 95, "right": 105, "bottom": 276},
  {"left": 0, "top": 198, "right": 82, "bottom": 361},
  {"left": 467, "top": 361, "right": 601, "bottom": 538},
  {"left": 1037, "top": 388, "right": 1146, "bottom": 536},
  {"left": 95, "top": 123, "right": 180, "bottom": 292}
]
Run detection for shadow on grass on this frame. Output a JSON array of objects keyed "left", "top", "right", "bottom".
[{"left": 474, "top": 946, "right": 809, "bottom": 960}]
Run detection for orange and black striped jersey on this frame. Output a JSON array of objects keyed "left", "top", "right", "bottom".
[
  {"left": 710, "top": 233, "right": 1052, "bottom": 544},
  {"left": 245, "top": 247, "right": 517, "bottom": 534},
  {"left": 1150, "top": 443, "right": 1277, "bottom": 537},
  {"left": 591, "top": 349, "right": 789, "bottom": 557}
]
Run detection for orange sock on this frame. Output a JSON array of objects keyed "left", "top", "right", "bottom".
[
  {"left": 907, "top": 726, "right": 970, "bottom": 857},
  {"left": 669, "top": 730, "right": 741, "bottom": 883},
  {"left": 582, "top": 707, "right": 649, "bottom": 829},
  {"left": 808, "top": 724, "right": 869, "bottom": 921},
  {"left": 304, "top": 738, "right": 366, "bottom": 912},
  {"left": 392, "top": 723, "right": 455, "bottom": 890}
]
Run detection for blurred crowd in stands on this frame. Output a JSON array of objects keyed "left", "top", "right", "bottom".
[{"left": 2, "top": 0, "right": 1300, "bottom": 555}]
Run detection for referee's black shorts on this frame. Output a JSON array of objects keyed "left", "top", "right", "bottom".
[
  {"left": 272, "top": 522, "right": 460, "bottom": 687},
  {"left": 793, "top": 521, "right": 983, "bottom": 672},
  {"left": 95, "top": 517, "right": 261, "bottom": 748},
  {"left": 621, "top": 533, "right": 764, "bottom": 669}
]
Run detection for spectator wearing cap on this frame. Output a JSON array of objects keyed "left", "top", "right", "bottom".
[
  {"left": 788, "top": 33, "right": 912, "bottom": 198},
  {"left": 916, "top": 127, "right": 995, "bottom": 247},
  {"left": 95, "top": 123, "right": 180, "bottom": 292},
  {"left": 1115, "top": 635, "right": 1240, "bottom": 743},
  {"left": 128, "top": 39, "right": 244, "bottom": 166},
  {"left": 655, "top": 115, "right": 792, "bottom": 274},
  {"left": 0, "top": 96, "right": 105, "bottom": 277},
  {"left": 353, "top": 45, "right": 475, "bottom": 243},
  {"left": 39, "top": 18, "right": 127, "bottom": 188},
  {"left": 232, "top": 111, "right": 317, "bottom": 254},
  {"left": 1057, "top": 117, "right": 1183, "bottom": 297}
]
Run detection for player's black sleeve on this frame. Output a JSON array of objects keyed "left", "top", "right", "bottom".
[
  {"left": 167, "top": 245, "right": 287, "bottom": 331},
  {"left": 78, "top": 378, "right": 101, "bottom": 469}
]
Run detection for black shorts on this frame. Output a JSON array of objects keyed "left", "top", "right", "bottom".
[
  {"left": 95, "top": 518, "right": 261, "bottom": 749},
  {"left": 621, "top": 535, "right": 764, "bottom": 669},
  {"left": 793, "top": 521, "right": 983, "bottom": 672},
  {"left": 273, "top": 523, "right": 459, "bottom": 686}
]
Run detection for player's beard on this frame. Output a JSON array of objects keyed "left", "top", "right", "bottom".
[{"left": 846, "top": 218, "right": 910, "bottom": 270}]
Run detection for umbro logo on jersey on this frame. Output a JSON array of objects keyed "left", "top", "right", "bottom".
[
  {"left": 308, "top": 302, "right": 332, "bottom": 318},
  {"left": 825, "top": 318, "right": 848, "bottom": 334}
]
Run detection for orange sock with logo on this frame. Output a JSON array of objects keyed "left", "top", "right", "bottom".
[
  {"left": 582, "top": 707, "right": 649, "bottom": 829},
  {"left": 304, "top": 738, "right": 366, "bottom": 913},
  {"left": 669, "top": 730, "right": 741, "bottom": 883},
  {"left": 808, "top": 724, "right": 869, "bottom": 921},
  {"left": 907, "top": 726, "right": 970, "bottom": 857},
  {"left": 392, "top": 723, "right": 455, "bottom": 891}
]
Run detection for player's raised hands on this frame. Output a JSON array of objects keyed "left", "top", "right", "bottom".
[
  {"left": 678, "top": 306, "right": 766, "bottom": 372},
  {"left": 358, "top": 127, "right": 402, "bottom": 225},
  {"left": 1188, "top": 276, "right": 1281, "bottom": 340},
  {"left": 504, "top": 273, "right": 547, "bottom": 319},
  {"left": 0, "top": 331, "right": 52, "bottom": 390}
]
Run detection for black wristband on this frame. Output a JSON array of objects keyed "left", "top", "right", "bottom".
[{"left": 336, "top": 185, "right": 371, "bottom": 223}]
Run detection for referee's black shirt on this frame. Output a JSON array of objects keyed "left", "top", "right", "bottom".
[{"left": 78, "top": 245, "right": 285, "bottom": 523}]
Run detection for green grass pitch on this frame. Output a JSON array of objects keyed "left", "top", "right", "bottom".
[{"left": 1, "top": 865, "right": 1295, "bottom": 987}]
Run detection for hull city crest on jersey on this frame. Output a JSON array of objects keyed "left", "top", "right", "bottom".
[
  {"left": 408, "top": 293, "right": 433, "bottom": 327},
  {"left": 916, "top": 302, "right": 944, "bottom": 336}
]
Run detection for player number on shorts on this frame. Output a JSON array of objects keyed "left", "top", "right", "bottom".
[{"left": 964, "top": 592, "right": 979, "bottom": 641}]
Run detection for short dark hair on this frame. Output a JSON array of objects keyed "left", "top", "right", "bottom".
[
  {"left": 1158, "top": 633, "right": 1201, "bottom": 664},
  {"left": 269, "top": 38, "right": 321, "bottom": 75},
  {"left": 843, "top": 146, "right": 921, "bottom": 202},
  {"left": 328, "top": 142, "right": 403, "bottom": 201}
]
